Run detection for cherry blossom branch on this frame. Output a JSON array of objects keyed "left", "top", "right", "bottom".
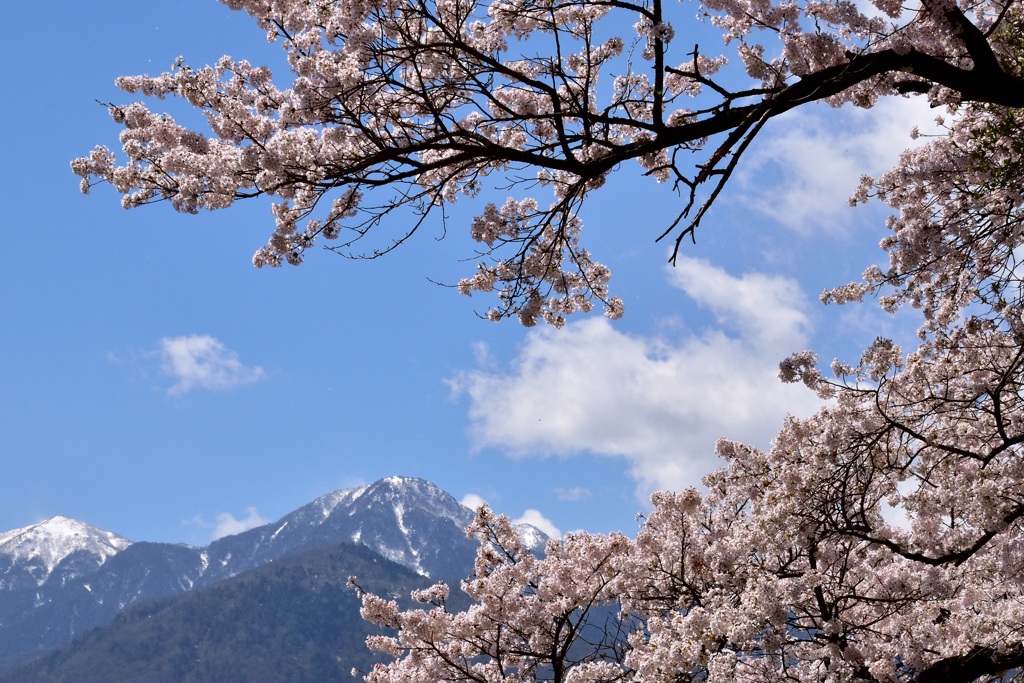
[{"left": 74, "top": 0, "right": 1024, "bottom": 324}]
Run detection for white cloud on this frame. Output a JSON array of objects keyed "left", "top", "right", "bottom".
[
  {"left": 159, "top": 335, "right": 265, "bottom": 396},
  {"left": 739, "top": 97, "right": 937, "bottom": 233},
  {"left": 451, "top": 257, "right": 824, "bottom": 500},
  {"left": 513, "top": 509, "right": 562, "bottom": 539},
  {"left": 667, "top": 256, "right": 810, "bottom": 351},
  {"left": 460, "top": 493, "right": 488, "bottom": 511},
  {"left": 555, "top": 486, "right": 592, "bottom": 502},
  {"left": 212, "top": 507, "right": 269, "bottom": 540}
]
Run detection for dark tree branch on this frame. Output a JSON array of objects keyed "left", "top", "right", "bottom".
[{"left": 914, "top": 643, "right": 1024, "bottom": 683}]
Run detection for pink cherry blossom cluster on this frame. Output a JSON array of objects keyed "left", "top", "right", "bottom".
[
  {"left": 456, "top": 196, "right": 622, "bottom": 326},
  {"left": 360, "top": 309, "right": 1024, "bottom": 679},
  {"left": 838, "top": 103, "right": 1024, "bottom": 336},
  {"left": 354, "top": 506, "right": 635, "bottom": 682}
]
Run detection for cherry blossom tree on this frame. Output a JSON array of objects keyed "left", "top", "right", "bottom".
[
  {"left": 357, "top": 322, "right": 1024, "bottom": 682},
  {"left": 76, "top": 0, "right": 1024, "bottom": 679},
  {"left": 348, "top": 47, "right": 1024, "bottom": 674},
  {"left": 73, "top": 0, "right": 1024, "bottom": 325},
  {"left": 352, "top": 76, "right": 1024, "bottom": 677},
  {"left": 349, "top": 6, "right": 1024, "bottom": 680}
]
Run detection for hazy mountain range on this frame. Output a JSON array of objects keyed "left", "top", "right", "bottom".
[{"left": 0, "top": 476, "right": 542, "bottom": 681}]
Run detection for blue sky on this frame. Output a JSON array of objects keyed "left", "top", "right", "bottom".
[{"left": 1, "top": 0, "right": 931, "bottom": 545}]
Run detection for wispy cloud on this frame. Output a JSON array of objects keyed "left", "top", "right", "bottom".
[
  {"left": 738, "top": 97, "right": 937, "bottom": 234},
  {"left": 460, "top": 493, "right": 488, "bottom": 511},
  {"left": 159, "top": 335, "right": 265, "bottom": 396},
  {"left": 451, "top": 257, "right": 824, "bottom": 500},
  {"left": 186, "top": 506, "right": 271, "bottom": 542},
  {"left": 211, "top": 507, "right": 269, "bottom": 540},
  {"left": 555, "top": 486, "right": 592, "bottom": 502}
]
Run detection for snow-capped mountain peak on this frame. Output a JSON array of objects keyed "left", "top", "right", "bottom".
[
  {"left": 0, "top": 516, "right": 132, "bottom": 586},
  {"left": 313, "top": 476, "right": 477, "bottom": 578}
]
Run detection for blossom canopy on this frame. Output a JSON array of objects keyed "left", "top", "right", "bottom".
[{"left": 73, "top": 0, "right": 1024, "bottom": 325}]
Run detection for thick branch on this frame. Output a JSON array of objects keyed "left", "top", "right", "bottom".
[{"left": 914, "top": 643, "right": 1024, "bottom": 683}]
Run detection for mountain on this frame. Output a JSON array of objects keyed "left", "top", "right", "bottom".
[
  {"left": 0, "top": 476, "right": 545, "bottom": 672},
  {"left": 0, "top": 517, "right": 135, "bottom": 668},
  {"left": 0, "top": 543, "right": 446, "bottom": 683},
  {"left": 199, "top": 475, "right": 480, "bottom": 583}
]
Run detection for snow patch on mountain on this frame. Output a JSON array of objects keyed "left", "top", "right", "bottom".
[
  {"left": 393, "top": 504, "right": 408, "bottom": 535},
  {"left": 311, "top": 486, "right": 367, "bottom": 519},
  {"left": 0, "top": 516, "right": 131, "bottom": 586}
]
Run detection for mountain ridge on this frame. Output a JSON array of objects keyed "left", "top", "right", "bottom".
[
  {"left": 0, "top": 542, "right": 443, "bottom": 683},
  {"left": 0, "top": 476, "right": 546, "bottom": 672}
]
